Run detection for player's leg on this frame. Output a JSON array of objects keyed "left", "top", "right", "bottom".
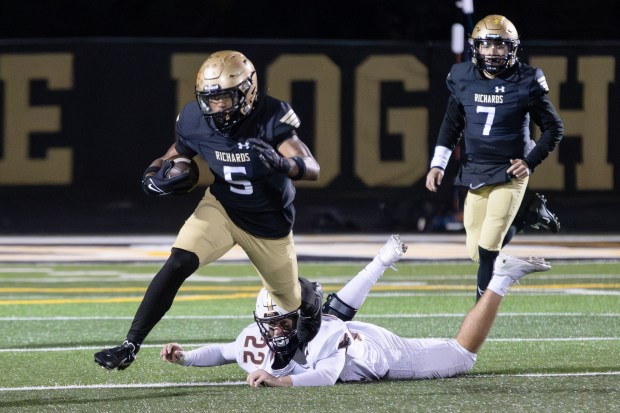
[
  {"left": 134, "top": 194, "right": 235, "bottom": 338},
  {"left": 323, "top": 234, "right": 408, "bottom": 321},
  {"left": 476, "top": 178, "right": 528, "bottom": 300},
  {"left": 350, "top": 322, "right": 476, "bottom": 380},
  {"left": 501, "top": 209, "right": 526, "bottom": 247},
  {"left": 236, "top": 228, "right": 323, "bottom": 345},
  {"left": 344, "top": 255, "right": 550, "bottom": 381},
  {"left": 93, "top": 248, "right": 200, "bottom": 370},
  {"left": 463, "top": 187, "right": 494, "bottom": 300},
  {"left": 456, "top": 254, "right": 550, "bottom": 353},
  {"left": 125, "top": 248, "right": 200, "bottom": 344},
  {"left": 94, "top": 191, "right": 235, "bottom": 370},
  {"left": 238, "top": 230, "right": 301, "bottom": 312},
  {"left": 463, "top": 189, "right": 487, "bottom": 263}
]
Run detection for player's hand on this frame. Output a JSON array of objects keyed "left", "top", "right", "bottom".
[
  {"left": 247, "top": 369, "right": 290, "bottom": 387},
  {"left": 507, "top": 159, "right": 531, "bottom": 179},
  {"left": 426, "top": 167, "right": 444, "bottom": 192},
  {"left": 160, "top": 343, "right": 185, "bottom": 363},
  {"left": 141, "top": 160, "right": 196, "bottom": 196},
  {"left": 246, "top": 138, "right": 291, "bottom": 173}
]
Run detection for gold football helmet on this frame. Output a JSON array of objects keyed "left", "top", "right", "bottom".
[
  {"left": 469, "top": 15, "right": 520, "bottom": 75},
  {"left": 195, "top": 50, "right": 258, "bottom": 131}
]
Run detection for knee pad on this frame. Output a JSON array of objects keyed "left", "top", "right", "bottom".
[
  {"left": 322, "top": 293, "right": 357, "bottom": 322},
  {"left": 167, "top": 248, "right": 200, "bottom": 275}
]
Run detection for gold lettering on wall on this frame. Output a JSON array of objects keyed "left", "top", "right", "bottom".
[
  {"left": 530, "top": 56, "right": 615, "bottom": 190},
  {"left": 0, "top": 54, "right": 73, "bottom": 184},
  {"left": 354, "top": 55, "right": 428, "bottom": 186},
  {"left": 267, "top": 54, "right": 341, "bottom": 188},
  {"left": 171, "top": 53, "right": 210, "bottom": 114}
]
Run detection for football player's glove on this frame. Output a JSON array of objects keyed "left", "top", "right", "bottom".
[
  {"left": 246, "top": 138, "right": 291, "bottom": 173},
  {"left": 141, "top": 158, "right": 199, "bottom": 196}
]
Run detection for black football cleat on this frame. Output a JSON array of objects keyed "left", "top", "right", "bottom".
[
  {"left": 528, "top": 193, "right": 561, "bottom": 233},
  {"left": 296, "top": 277, "right": 323, "bottom": 344},
  {"left": 94, "top": 340, "right": 139, "bottom": 370}
]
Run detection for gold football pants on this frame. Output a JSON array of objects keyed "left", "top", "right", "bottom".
[
  {"left": 173, "top": 189, "right": 301, "bottom": 311},
  {"left": 464, "top": 177, "right": 529, "bottom": 261}
]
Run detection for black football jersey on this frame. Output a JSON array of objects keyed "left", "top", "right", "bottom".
[
  {"left": 174, "top": 93, "right": 301, "bottom": 238},
  {"left": 439, "top": 61, "right": 559, "bottom": 189}
]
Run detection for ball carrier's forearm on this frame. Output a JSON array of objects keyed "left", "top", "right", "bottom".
[
  {"left": 279, "top": 137, "right": 320, "bottom": 181},
  {"left": 248, "top": 135, "right": 320, "bottom": 181}
]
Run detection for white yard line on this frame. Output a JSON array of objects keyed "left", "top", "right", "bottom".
[
  {"left": 0, "top": 381, "right": 247, "bottom": 391},
  {"left": 2, "top": 336, "right": 619, "bottom": 353},
  {"left": 1, "top": 312, "right": 619, "bottom": 321},
  {"left": 2, "top": 372, "right": 620, "bottom": 392}
]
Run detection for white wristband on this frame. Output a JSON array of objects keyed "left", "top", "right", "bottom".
[{"left": 430, "top": 146, "right": 452, "bottom": 170}]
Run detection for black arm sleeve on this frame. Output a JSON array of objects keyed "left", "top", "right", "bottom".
[
  {"left": 436, "top": 94, "right": 465, "bottom": 150},
  {"left": 525, "top": 95, "right": 564, "bottom": 170}
]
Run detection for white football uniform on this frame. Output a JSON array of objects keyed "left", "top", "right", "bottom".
[{"left": 179, "top": 315, "right": 476, "bottom": 386}]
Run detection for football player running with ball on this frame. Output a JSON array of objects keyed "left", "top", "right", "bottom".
[
  {"left": 426, "top": 15, "right": 563, "bottom": 301},
  {"left": 95, "top": 50, "right": 322, "bottom": 370}
]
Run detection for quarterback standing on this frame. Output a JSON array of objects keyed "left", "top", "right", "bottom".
[
  {"left": 426, "top": 15, "right": 563, "bottom": 300},
  {"left": 95, "top": 50, "right": 322, "bottom": 370}
]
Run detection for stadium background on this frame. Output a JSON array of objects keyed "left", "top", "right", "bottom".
[{"left": 0, "top": 0, "right": 618, "bottom": 236}]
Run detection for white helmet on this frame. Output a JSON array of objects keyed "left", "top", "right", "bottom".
[{"left": 253, "top": 288, "right": 299, "bottom": 356}]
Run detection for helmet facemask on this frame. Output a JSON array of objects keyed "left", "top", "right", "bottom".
[
  {"left": 196, "top": 85, "right": 247, "bottom": 131},
  {"left": 470, "top": 38, "right": 519, "bottom": 75},
  {"left": 254, "top": 311, "right": 300, "bottom": 356}
]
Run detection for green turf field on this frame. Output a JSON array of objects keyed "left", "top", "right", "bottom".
[{"left": 1, "top": 260, "right": 619, "bottom": 412}]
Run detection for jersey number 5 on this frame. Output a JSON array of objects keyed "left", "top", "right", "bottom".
[
  {"left": 223, "top": 165, "right": 253, "bottom": 195},
  {"left": 476, "top": 106, "right": 495, "bottom": 136}
]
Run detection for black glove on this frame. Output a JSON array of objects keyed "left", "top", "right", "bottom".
[
  {"left": 141, "top": 159, "right": 198, "bottom": 196},
  {"left": 246, "top": 138, "right": 291, "bottom": 173}
]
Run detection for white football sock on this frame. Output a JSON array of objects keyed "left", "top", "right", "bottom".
[
  {"left": 486, "top": 274, "right": 513, "bottom": 297},
  {"left": 335, "top": 258, "right": 387, "bottom": 309}
]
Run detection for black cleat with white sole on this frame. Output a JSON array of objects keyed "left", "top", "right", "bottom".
[
  {"left": 528, "top": 193, "right": 561, "bottom": 233},
  {"left": 94, "top": 340, "right": 140, "bottom": 370}
]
